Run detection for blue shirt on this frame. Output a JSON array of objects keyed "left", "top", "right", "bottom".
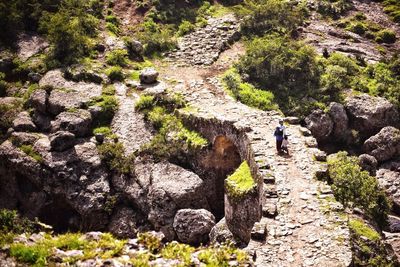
[{"left": 274, "top": 125, "right": 286, "bottom": 141}]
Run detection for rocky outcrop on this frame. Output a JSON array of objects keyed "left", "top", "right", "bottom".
[
  {"left": 49, "top": 131, "right": 76, "bottom": 152},
  {"left": 209, "top": 218, "right": 237, "bottom": 245},
  {"left": 345, "top": 94, "right": 400, "bottom": 138},
  {"left": 173, "top": 209, "right": 215, "bottom": 245},
  {"left": 29, "top": 89, "right": 48, "bottom": 113},
  {"left": 51, "top": 110, "right": 92, "bottom": 137},
  {"left": 108, "top": 206, "right": 149, "bottom": 238},
  {"left": 328, "top": 102, "right": 349, "bottom": 142},
  {"left": 377, "top": 169, "right": 400, "bottom": 214},
  {"left": 363, "top": 127, "right": 400, "bottom": 162},
  {"left": 140, "top": 68, "right": 159, "bottom": 84},
  {"left": 305, "top": 109, "right": 333, "bottom": 142},
  {"left": 12, "top": 111, "right": 37, "bottom": 132},
  {"left": 358, "top": 154, "right": 378, "bottom": 176}
]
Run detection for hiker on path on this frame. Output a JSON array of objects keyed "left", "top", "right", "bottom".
[{"left": 274, "top": 119, "right": 286, "bottom": 153}]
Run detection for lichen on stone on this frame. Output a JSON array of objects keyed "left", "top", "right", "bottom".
[{"left": 225, "top": 161, "right": 256, "bottom": 200}]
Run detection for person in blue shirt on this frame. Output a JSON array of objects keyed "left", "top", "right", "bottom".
[{"left": 273, "top": 119, "right": 286, "bottom": 153}]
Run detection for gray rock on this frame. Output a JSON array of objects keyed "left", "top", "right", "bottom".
[
  {"left": 345, "top": 94, "right": 400, "bottom": 138},
  {"left": 377, "top": 169, "right": 400, "bottom": 215},
  {"left": 12, "top": 111, "right": 36, "bottom": 132},
  {"left": 51, "top": 110, "right": 92, "bottom": 137},
  {"left": 328, "top": 102, "right": 349, "bottom": 142},
  {"left": 209, "top": 218, "right": 237, "bottom": 245},
  {"left": 32, "top": 111, "right": 52, "bottom": 132},
  {"left": 305, "top": 137, "right": 318, "bottom": 148},
  {"left": 28, "top": 72, "right": 42, "bottom": 83},
  {"left": 140, "top": 68, "right": 159, "bottom": 84},
  {"left": 305, "top": 109, "right": 333, "bottom": 142},
  {"left": 299, "top": 127, "right": 312, "bottom": 136},
  {"left": 108, "top": 206, "right": 148, "bottom": 238},
  {"left": 363, "top": 127, "right": 400, "bottom": 162},
  {"left": 173, "top": 209, "right": 215, "bottom": 245},
  {"left": 10, "top": 132, "right": 41, "bottom": 146},
  {"left": 284, "top": 116, "right": 300, "bottom": 124},
  {"left": 49, "top": 131, "right": 76, "bottom": 152},
  {"left": 358, "top": 154, "right": 378, "bottom": 176},
  {"left": 47, "top": 89, "right": 84, "bottom": 115},
  {"left": 64, "top": 67, "right": 104, "bottom": 84},
  {"left": 314, "top": 150, "right": 327, "bottom": 161},
  {"left": 388, "top": 215, "right": 400, "bottom": 233},
  {"left": 251, "top": 221, "right": 268, "bottom": 241},
  {"left": 29, "top": 89, "right": 48, "bottom": 113}
]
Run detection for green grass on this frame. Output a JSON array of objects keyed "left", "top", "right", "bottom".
[
  {"left": 349, "top": 219, "right": 380, "bottom": 241},
  {"left": 225, "top": 161, "right": 256, "bottom": 200},
  {"left": 135, "top": 95, "right": 155, "bottom": 111},
  {"left": 19, "top": 145, "right": 43, "bottom": 163}
]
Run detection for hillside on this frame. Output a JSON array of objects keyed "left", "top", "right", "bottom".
[{"left": 0, "top": 0, "right": 400, "bottom": 266}]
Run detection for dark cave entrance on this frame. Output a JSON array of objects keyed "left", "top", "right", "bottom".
[{"left": 199, "top": 135, "right": 242, "bottom": 221}]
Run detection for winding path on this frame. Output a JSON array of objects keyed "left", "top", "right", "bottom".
[{"left": 155, "top": 14, "right": 353, "bottom": 266}]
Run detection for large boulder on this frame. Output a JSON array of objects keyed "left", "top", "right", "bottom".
[
  {"left": 51, "top": 110, "right": 92, "bottom": 137},
  {"left": 377, "top": 169, "right": 400, "bottom": 215},
  {"left": 328, "top": 102, "right": 349, "bottom": 142},
  {"left": 108, "top": 206, "right": 149, "bottom": 238},
  {"left": 173, "top": 209, "right": 215, "bottom": 245},
  {"left": 209, "top": 218, "right": 237, "bottom": 245},
  {"left": 32, "top": 111, "right": 52, "bottom": 132},
  {"left": 129, "top": 160, "right": 210, "bottom": 241},
  {"left": 49, "top": 131, "right": 76, "bottom": 152},
  {"left": 12, "top": 111, "right": 37, "bottom": 132},
  {"left": 358, "top": 154, "right": 378, "bottom": 176},
  {"left": 140, "top": 68, "right": 159, "bottom": 84},
  {"left": 29, "top": 89, "right": 48, "bottom": 113},
  {"left": 305, "top": 109, "right": 333, "bottom": 142},
  {"left": 363, "top": 127, "right": 400, "bottom": 162},
  {"left": 345, "top": 94, "right": 400, "bottom": 138}
]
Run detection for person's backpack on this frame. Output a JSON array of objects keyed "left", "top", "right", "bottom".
[{"left": 274, "top": 126, "right": 284, "bottom": 137}]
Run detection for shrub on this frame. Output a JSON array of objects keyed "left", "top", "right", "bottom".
[
  {"left": 106, "top": 22, "right": 120, "bottom": 36},
  {"left": 236, "top": 35, "right": 320, "bottom": 114},
  {"left": 39, "top": 0, "right": 100, "bottom": 63},
  {"left": 135, "top": 95, "right": 155, "bottom": 111},
  {"left": 97, "top": 142, "right": 133, "bottom": 174},
  {"left": 237, "top": 0, "right": 304, "bottom": 36},
  {"left": 135, "top": 18, "right": 177, "bottom": 56},
  {"left": 317, "top": 0, "right": 352, "bottom": 19},
  {"left": 106, "top": 49, "right": 128, "bottom": 66},
  {"left": 0, "top": 72, "right": 7, "bottom": 97},
  {"left": 105, "top": 66, "right": 124, "bottom": 81},
  {"left": 177, "top": 20, "right": 195, "bottom": 36},
  {"left": 375, "top": 29, "right": 396, "bottom": 43},
  {"left": 328, "top": 152, "right": 391, "bottom": 227}
]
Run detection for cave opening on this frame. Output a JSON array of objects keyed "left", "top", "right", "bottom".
[{"left": 199, "top": 135, "right": 242, "bottom": 221}]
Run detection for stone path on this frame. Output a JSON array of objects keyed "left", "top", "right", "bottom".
[
  {"left": 111, "top": 83, "right": 153, "bottom": 155},
  {"left": 154, "top": 12, "right": 354, "bottom": 263},
  {"left": 156, "top": 65, "right": 352, "bottom": 266},
  {"left": 165, "top": 14, "right": 240, "bottom": 66}
]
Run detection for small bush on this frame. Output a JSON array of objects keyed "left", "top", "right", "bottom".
[
  {"left": 106, "top": 22, "right": 120, "bottom": 36},
  {"left": 177, "top": 20, "right": 195, "bottom": 36},
  {"left": 375, "top": 29, "right": 396, "bottom": 44},
  {"left": 97, "top": 142, "right": 133, "bottom": 174},
  {"left": 105, "top": 66, "right": 124, "bottom": 81},
  {"left": 317, "top": 0, "right": 352, "bottom": 19},
  {"left": 10, "top": 243, "right": 50, "bottom": 266},
  {"left": 328, "top": 152, "right": 391, "bottom": 227},
  {"left": 106, "top": 49, "right": 128, "bottom": 66},
  {"left": 135, "top": 95, "right": 155, "bottom": 111}
]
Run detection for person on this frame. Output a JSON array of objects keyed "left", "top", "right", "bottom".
[
  {"left": 273, "top": 119, "right": 286, "bottom": 153},
  {"left": 281, "top": 134, "right": 289, "bottom": 154}
]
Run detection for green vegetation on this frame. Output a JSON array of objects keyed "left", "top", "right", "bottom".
[
  {"left": 177, "top": 20, "right": 196, "bottom": 36},
  {"left": 106, "top": 49, "right": 129, "bottom": 66},
  {"left": 105, "top": 66, "right": 124, "bottom": 81},
  {"left": 0, "top": 100, "right": 23, "bottom": 141},
  {"left": 236, "top": 0, "right": 305, "bottom": 37},
  {"left": 338, "top": 13, "right": 397, "bottom": 44},
  {"left": 97, "top": 142, "right": 134, "bottom": 174},
  {"left": 225, "top": 161, "right": 257, "bottom": 200},
  {"left": 327, "top": 152, "right": 391, "bottom": 227},
  {"left": 39, "top": 0, "right": 102, "bottom": 64},
  {"left": 0, "top": 72, "right": 7, "bottom": 97},
  {"left": 19, "top": 144, "right": 43, "bottom": 163},
  {"left": 317, "top": 0, "right": 352, "bottom": 19},
  {"left": 349, "top": 218, "right": 395, "bottom": 266},
  {"left": 0, "top": 209, "right": 36, "bottom": 247},
  {"left": 222, "top": 69, "right": 278, "bottom": 111},
  {"left": 379, "top": 0, "right": 400, "bottom": 24},
  {"left": 349, "top": 219, "right": 380, "bottom": 241},
  {"left": 136, "top": 93, "right": 208, "bottom": 160}
]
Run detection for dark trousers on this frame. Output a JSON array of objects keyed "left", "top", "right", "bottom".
[{"left": 276, "top": 139, "right": 283, "bottom": 151}]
